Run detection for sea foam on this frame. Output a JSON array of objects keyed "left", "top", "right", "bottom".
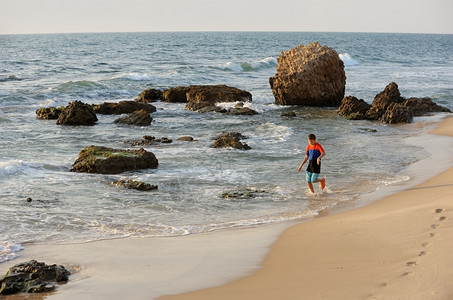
[
  {"left": 215, "top": 57, "right": 277, "bottom": 72},
  {"left": 0, "top": 241, "right": 23, "bottom": 263},
  {"left": 339, "top": 53, "right": 359, "bottom": 67}
]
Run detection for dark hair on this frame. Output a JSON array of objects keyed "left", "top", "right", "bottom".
[{"left": 308, "top": 133, "right": 316, "bottom": 140}]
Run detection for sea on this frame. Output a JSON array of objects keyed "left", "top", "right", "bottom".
[{"left": 1, "top": 32, "right": 452, "bottom": 263}]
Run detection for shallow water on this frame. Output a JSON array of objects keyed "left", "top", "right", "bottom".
[{"left": 1, "top": 32, "right": 452, "bottom": 262}]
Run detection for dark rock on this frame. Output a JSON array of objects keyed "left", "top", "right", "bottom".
[
  {"left": 228, "top": 107, "right": 259, "bottom": 115},
  {"left": 269, "top": 42, "right": 346, "bottom": 106},
  {"left": 162, "top": 87, "right": 191, "bottom": 103},
  {"left": 70, "top": 145, "right": 158, "bottom": 174},
  {"left": 211, "top": 137, "right": 251, "bottom": 150},
  {"left": 0, "top": 260, "right": 70, "bottom": 295},
  {"left": 185, "top": 85, "right": 252, "bottom": 111},
  {"left": 93, "top": 101, "right": 156, "bottom": 115},
  {"left": 130, "top": 136, "right": 173, "bottom": 146},
  {"left": 112, "top": 179, "right": 158, "bottom": 191},
  {"left": 176, "top": 136, "right": 195, "bottom": 142},
  {"left": 114, "top": 109, "right": 153, "bottom": 126},
  {"left": 135, "top": 89, "right": 162, "bottom": 103},
  {"left": 281, "top": 111, "right": 297, "bottom": 118},
  {"left": 197, "top": 105, "right": 228, "bottom": 114},
  {"left": 402, "top": 97, "right": 451, "bottom": 116},
  {"left": 337, "top": 96, "right": 371, "bottom": 120},
  {"left": 222, "top": 188, "right": 267, "bottom": 200},
  {"left": 366, "top": 82, "right": 404, "bottom": 120},
  {"left": 26, "top": 197, "right": 32, "bottom": 202},
  {"left": 36, "top": 107, "right": 64, "bottom": 120},
  {"left": 379, "top": 103, "right": 413, "bottom": 124},
  {"left": 56, "top": 101, "right": 98, "bottom": 126},
  {"left": 213, "top": 131, "right": 248, "bottom": 140}
]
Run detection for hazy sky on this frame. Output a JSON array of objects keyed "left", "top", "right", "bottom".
[{"left": 1, "top": 0, "right": 452, "bottom": 34}]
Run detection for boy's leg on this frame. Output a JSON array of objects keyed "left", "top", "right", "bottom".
[
  {"left": 306, "top": 171, "right": 315, "bottom": 193},
  {"left": 314, "top": 177, "right": 326, "bottom": 189},
  {"left": 307, "top": 182, "right": 315, "bottom": 193}
]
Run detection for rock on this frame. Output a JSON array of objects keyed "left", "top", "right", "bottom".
[
  {"left": 0, "top": 260, "right": 70, "bottom": 295},
  {"left": 56, "top": 101, "right": 98, "bottom": 126},
  {"left": 337, "top": 96, "right": 371, "bottom": 120},
  {"left": 185, "top": 85, "right": 252, "bottom": 111},
  {"left": 135, "top": 89, "right": 162, "bottom": 103},
  {"left": 213, "top": 131, "right": 248, "bottom": 140},
  {"left": 162, "top": 87, "right": 191, "bottom": 103},
  {"left": 269, "top": 42, "right": 346, "bottom": 106},
  {"left": 36, "top": 107, "right": 64, "bottom": 120},
  {"left": 211, "top": 137, "right": 251, "bottom": 150},
  {"left": 222, "top": 188, "right": 267, "bottom": 200},
  {"left": 177, "top": 136, "right": 195, "bottom": 142},
  {"left": 402, "top": 97, "right": 451, "bottom": 116},
  {"left": 70, "top": 145, "right": 158, "bottom": 174},
  {"left": 112, "top": 179, "right": 158, "bottom": 191},
  {"left": 366, "top": 82, "right": 404, "bottom": 120},
  {"left": 93, "top": 101, "right": 156, "bottom": 115},
  {"left": 197, "top": 105, "right": 228, "bottom": 114},
  {"left": 114, "top": 109, "right": 153, "bottom": 126},
  {"left": 228, "top": 107, "right": 259, "bottom": 115},
  {"left": 281, "top": 111, "right": 297, "bottom": 118},
  {"left": 379, "top": 103, "right": 413, "bottom": 124},
  {"left": 130, "top": 136, "right": 173, "bottom": 146}
]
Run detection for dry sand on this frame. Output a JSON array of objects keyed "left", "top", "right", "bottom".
[
  {"left": 160, "top": 116, "right": 453, "bottom": 300},
  {"left": 1, "top": 116, "right": 452, "bottom": 300}
]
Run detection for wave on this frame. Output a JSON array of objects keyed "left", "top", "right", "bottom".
[
  {"left": 0, "top": 241, "right": 23, "bottom": 263},
  {"left": 214, "top": 57, "right": 277, "bottom": 72},
  {"left": 53, "top": 80, "right": 106, "bottom": 93},
  {"left": 0, "top": 90, "right": 10, "bottom": 96},
  {"left": 0, "top": 75, "right": 22, "bottom": 82},
  {"left": 112, "top": 73, "right": 157, "bottom": 81},
  {"left": 339, "top": 53, "right": 359, "bottom": 67}
]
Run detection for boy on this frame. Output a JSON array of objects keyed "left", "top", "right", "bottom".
[{"left": 297, "top": 133, "right": 326, "bottom": 193}]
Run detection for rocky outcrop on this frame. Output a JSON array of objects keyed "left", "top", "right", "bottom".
[
  {"left": 56, "top": 101, "right": 98, "bottom": 126},
  {"left": 93, "top": 101, "right": 156, "bottom": 115},
  {"left": 0, "top": 260, "right": 70, "bottom": 295},
  {"left": 337, "top": 96, "right": 371, "bottom": 120},
  {"left": 130, "top": 136, "right": 173, "bottom": 146},
  {"left": 269, "top": 42, "right": 346, "bottom": 106},
  {"left": 211, "top": 132, "right": 251, "bottom": 150},
  {"left": 337, "top": 82, "right": 451, "bottom": 124},
  {"left": 135, "top": 89, "right": 162, "bottom": 103},
  {"left": 366, "top": 82, "right": 404, "bottom": 120},
  {"left": 70, "top": 145, "right": 158, "bottom": 174},
  {"left": 112, "top": 179, "right": 158, "bottom": 191},
  {"left": 186, "top": 85, "right": 252, "bottom": 111},
  {"left": 36, "top": 107, "right": 64, "bottom": 120},
  {"left": 162, "top": 87, "right": 191, "bottom": 103},
  {"left": 114, "top": 109, "right": 153, "bottom": 126},
  {"left": 177, "top": 136, "right": 195, "bottom": 142}
]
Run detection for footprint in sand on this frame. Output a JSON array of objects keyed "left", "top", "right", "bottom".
[
  {"left": 401, "top": 271, "right": 414, "bottom": 277},
  {"left": 406, "top": 261, "right": 418, "bottom": 267},
  {"left": 418, "top": 251, "right": 427, "bottom": 257},
  {"left": 435, "top": 208, "right": 444, "bottom": 214},
  {"left": 421, "top": 241, "right": 430, "bottom": 247},
  {"left": 431, "top": 224, "right": 439, "bottom": 229},
  {"left": 439, "top": 216, "right": 447, "bottom": 221}
]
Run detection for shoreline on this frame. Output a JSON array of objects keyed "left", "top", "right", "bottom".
[
  {"left": 1, "top": 116, "right": 452, "bottom": 299},
  {"left": 159, "top": 115, "right": 453, "bottom": 299}
]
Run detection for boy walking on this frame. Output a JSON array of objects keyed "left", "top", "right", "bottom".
[{"left": 297, "top": 134, "right": 326, "bottom": 193}]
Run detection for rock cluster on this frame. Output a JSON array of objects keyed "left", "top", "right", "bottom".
[
  {"left": 338, "top": 82, "right": 451, "bottom": 124},
  {"left": 162, "top": 85, "right": 253, "bottom": 112},
  {"left": 56, "top": 101, "right": 98, "bottom": 126},
  {"left": 269, "top": 42, "right": 346, "bottom": 106},
  {"left": 0, "top": 260, "right": 70, "bottom": 295},
  {"left": 130, "top": 135, "right": 173, "bottom": 146},
  {"left": 70, "top": 145, "right": 158, "bottom": 174}
]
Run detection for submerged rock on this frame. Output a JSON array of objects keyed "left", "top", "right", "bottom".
[
  {"left": 112, "top": 179, "right": 158, "bottom": 191},
  {"left": 36, "top": 107, "right": 64, "bottom": 120},
  {"left": 93, "top": 101, "right": 156, "bottom": 115},
  {"left": 211, "top": 132, "right": 251, "bottom": 150},
  {"left": 0, "top": 260, "right": 70, "bottom": 295},
  {"left": 269, "top": 42, "right": 346, "bottom": 106},
  {"left": 176, "top": 136, "right": 195, "bottom": 142},
  {"left": 56, "top": 101, "right": 98, "bottom": 126},
  {"left": 130, "top": 136, "right": 173, "bottom": 146},
  {"left": 70, "top": 145, "right": 158, "bottom": 174},
  {"left": 221, "top": 188, "right": 267, "bottom": 200}
]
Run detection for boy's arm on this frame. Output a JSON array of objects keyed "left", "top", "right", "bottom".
[
  {"left": 317, "top": 152, "right": 326, "bottom": 165},
  {"left": 297, "top": 155, "right": 309, "bottom": 172}
]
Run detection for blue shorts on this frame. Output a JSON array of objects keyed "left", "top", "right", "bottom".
[{"left": 306, "top": 171, "right": 319, "bottom": 183}]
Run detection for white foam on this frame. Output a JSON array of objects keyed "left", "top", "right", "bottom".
[
  {"left": 339, "top": 53, "right": 359, "bottom": 67},
  {"left": 112, "top": 73, "right": 156, "bottom": 81},
  {"left": 0, "top": 241, "right": 24, "bottom": 263},
  {"left": 0, "top": 90, "right": 10, "bottom": 96},
  {"left": 0, "top": 160, "right": 25, "bottom": 176},
  {"left": 215, "top": 56, "right": 277, "bottom": 72}
]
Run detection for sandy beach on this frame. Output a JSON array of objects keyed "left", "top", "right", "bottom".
[
  {"left": 160, "top": 116, "right": 453, "bottom": 299},
  {"left": 1, "top": 116, "right": 453, "bottom": 300}
]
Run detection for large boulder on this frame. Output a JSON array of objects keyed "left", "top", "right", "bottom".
[
  {"left": 402, "top": 97, "right": 451, "bottom": 116},
  {"left": 70, "top": 145, "right": 158, "bottom": 174},
  {"left": 185, "top": 85, "right": 252, "bottom": 111},
  {"left": 114, "top": 109, "right": 153, "bottom": 126},
  {"left": 366, "top": 82, "right": 404, "bottom": 120},
  {"left": 56, "top": 101, "right": 98, "bottom": 126},
  {"left": 337, "top": 96, "right": 371, "bottom": 120},
  {"left": 269, "top": 42, "right": 346, "bottom": 106},
  {"left": 0, "top": 260, "right": 70, "bottom": 295},
  {"left": 93, "top": 101, "right": 156, "bottom": 115},
  {"left": 135, "top": 89, "right": 162, "bottom": 103}
]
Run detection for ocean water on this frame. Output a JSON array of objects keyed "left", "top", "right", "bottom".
[{"left": 1, "top": 32, "right": 452, "bottom": 262}]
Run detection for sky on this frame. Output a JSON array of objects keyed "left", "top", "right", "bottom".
[{"left": 0, "top": 0, "right": 452, "bottom": 35}]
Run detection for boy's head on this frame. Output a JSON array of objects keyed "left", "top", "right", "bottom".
[{"left": 307, "top": 133, "right": 317, "bottom": 145}]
